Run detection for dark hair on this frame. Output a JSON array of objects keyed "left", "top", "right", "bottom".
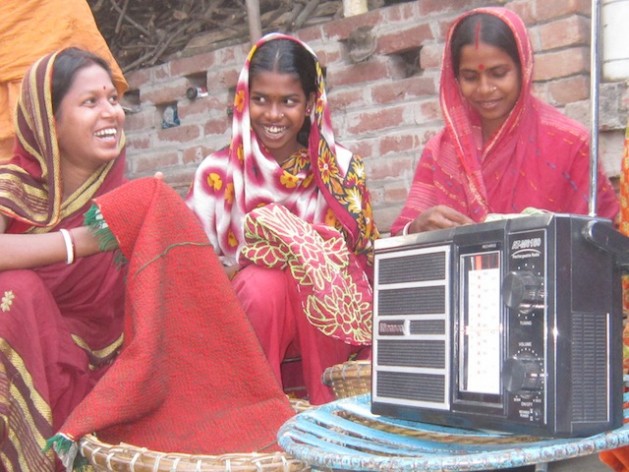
[
  {"left": 450, "top": 13, "right": 520, "bottom": 77},
  {"left": 249, "top": 39, "right": 317, "bottom": 146},
  {"left": 52, "top": 47, "right": 114, "bottom": 115}
]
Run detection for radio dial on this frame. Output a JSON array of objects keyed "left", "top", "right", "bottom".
[
  {"left": 502, "top": 356, "right": 543, "bottom": 393},
  {"left": 502, "top": 271, "right": 544, "bottom": 313}
]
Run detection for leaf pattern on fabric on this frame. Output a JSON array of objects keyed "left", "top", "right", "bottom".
[{"left": 241, "top": 203, "right": 372, "bottom": 344}]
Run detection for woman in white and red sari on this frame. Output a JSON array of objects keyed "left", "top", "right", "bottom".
[{"left": 186, "top": 33, "right": 379, "bottom": 404}]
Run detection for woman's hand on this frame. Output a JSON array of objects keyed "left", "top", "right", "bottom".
[
  {"left": 0, "top": 225, "right": 104, "bottom": 271},
  {"left": 408, "top": 205, "right": 475, "bottom": 233}
]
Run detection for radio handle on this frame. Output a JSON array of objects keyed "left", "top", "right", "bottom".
[{"left": 582, "top": 220, "right": 629, "bottom": 269}]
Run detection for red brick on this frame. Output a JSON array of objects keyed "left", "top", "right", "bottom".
[
  {"left": 132, "top": 150, "right": 180, "bottom": 174},
  {"left": 386, "top": 1, "right": 420, "bottom": 22},
  {"left": 206, "top": 69, "right": 239, "bottom": 91},
  {"left": 351, "top": 141, "right": 375, "bottom": 160},
  {"left": 507, "top": 1, "right": 535, "bottom": 24},
  {"left": 347, "top": 106, "right": 405, "bottom": 134},
  {"left": 182, "top": 145, "right": 215, "bottom": 166},
  {"left": 204, "top": 118, "right": 230, "bottom": 135},
  {"left": 327, "top": 60, "right": 390, "bottom": 87},
  {"left": 126, "top": 135, "right": 151, "bottom": 151},
  {"left": 370, "top": 154, "right": 417, "bottom": 180},
  {"left": 547, "top": 75, "right": 589, "bottom": 105},
  {"left": 123, "top": 109, "right": 158, "bottom": 132},
  {"left": 170, "top": 51, "right": 217, "bottom": 76},
  {"left": 296, "top": 26, "right": 324, "bottom": 44},
  {"left": 126, "top": 69, "right": 152, "bottom": 90},
  {"left": 329, "top": 88, "right": 365, "bottom": 112},
  {"left": 419, "top": 0, "right": 493, "bottom": 16},
  {"left": 157, "top": 124, "right": 202, "bottom": 143},
  {"left": 371, "top": 77, "right": 436, "bottom": 104},
  {"left": 533, "top": 47, "right": 589, "bottom": 81},
  {"left": 178, "top": 98, "right": 212, "bottom": 119},
  {"left": 377, "top": 24, "right": 433, "bottom": 55},
  {"left": 534, "top": 0, "right": 590, "bottom": 21},
  {"left": 379, "top": 134, "right": 422, "bottom": 156},
  {"left": 420, "top": 44, "right": 444, "bottom": 70},
  {"left": 154, "top": 63, "right": 172, "bottom": 81},
  {"left": 142, "top": 80, "right": 188, "bottom": 105},
  {"left": 322, "top": 10, "right": 381, "bottom": 41},
  {"left": 420, "top": 99, "right": 441, "bottom": 122},
  {"left": 537, "top": 16, "right": 589, "bottom": 51}
]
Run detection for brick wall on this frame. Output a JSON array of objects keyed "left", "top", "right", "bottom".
[{"left": 122, "top": 0, "right": 629, "bottom": 233}]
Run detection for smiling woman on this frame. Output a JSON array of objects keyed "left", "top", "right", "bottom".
[
  {"left": 391, "top": 7, "right": 619, "bottom": 235},
  {"left": 186, "top": 33, "right": 379, "bottom": 405},
  {"left": 0, "top": 48, "right": 127, "bottom": 470}
]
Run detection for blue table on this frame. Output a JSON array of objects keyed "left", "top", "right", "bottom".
[{"left": 278, "top": 393, "right": 629, "bottom": 471}]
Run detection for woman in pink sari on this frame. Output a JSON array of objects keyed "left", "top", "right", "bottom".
[
  {"left": 0, "top": 48, "right": 126, "bottom": 470},
  {"left": 187, "top": 34, "right": 379, "bottom": 404},
  {"left": 391, "top": 7, "right": 618, "bottom": 235}
]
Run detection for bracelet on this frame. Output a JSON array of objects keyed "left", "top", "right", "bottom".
[{"left": 59, "top": 228, "right": 75, "bottom": 265}]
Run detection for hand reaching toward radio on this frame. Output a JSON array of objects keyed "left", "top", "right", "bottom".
[{"left": 407, "top": 205, "right": 474, "bottom": 233}]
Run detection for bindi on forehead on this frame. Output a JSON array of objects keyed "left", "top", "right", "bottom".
[{"left": 477, "top": 64, "right": 485, "bottom": 71}]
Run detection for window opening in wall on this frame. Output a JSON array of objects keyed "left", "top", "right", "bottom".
[
  {"left": 186, "top": 72, "right": 209, "bottom": 100},
  {"left": 393, "top": 47, "right": 423, "bottom": 78},
  {"left": 160, "top": 102, "right": 180, "bottom": 129}
]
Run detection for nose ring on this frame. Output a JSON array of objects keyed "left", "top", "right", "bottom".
[{"left": 280, "top": 113, "right": 285, "bottom": 118}]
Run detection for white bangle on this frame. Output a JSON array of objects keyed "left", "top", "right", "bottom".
[
  {"left": 59, "top": 228, "right": 75, "bottom": 265},
  {"left": 402, "top": 221, "right": 412, "bottom": 236}
]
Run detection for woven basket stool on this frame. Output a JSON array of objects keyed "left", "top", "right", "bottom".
[
  {"left": 79, "top": 398, "right": 311, "bottom": 472},
  {"left": 321, "top": 360, "right": 371, "bottom": 399}
]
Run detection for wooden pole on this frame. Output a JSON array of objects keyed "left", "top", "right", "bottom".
[{"left": 245, "top": 0, "right": 262, "bottom": 44}]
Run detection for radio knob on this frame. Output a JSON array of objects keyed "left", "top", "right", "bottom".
[
  {"left": 502, "top": 357, "right": 543, "bottom": 393},
  {"left": 502, "top": 271, "right": 544, "bottom": 312}
]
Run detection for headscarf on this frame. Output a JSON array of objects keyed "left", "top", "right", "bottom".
[
  {"left": 0, "top": 49, "right": 126, "bottom": 232},
  {"left": 187, "top": 33, "right": 377, "bottom": 266},
  {"left": 391, "top": 7, "right": 618, "bottom": 233}
]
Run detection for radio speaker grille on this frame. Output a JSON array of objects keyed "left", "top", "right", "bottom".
[
  {"left": 378, "top": 286, "right": 446, "bottom": 316},
  {"left": 378, "top": 252, "right": 446, "bottom": 284},
  {"left": 571, "top": 311, "right": 608, "bottom": 421},
  {"left": 376, "top": 371, "right": 445, "bottom": 402},
  {"left": 377, "top": 340, "right": 445, "bottom": 368}
]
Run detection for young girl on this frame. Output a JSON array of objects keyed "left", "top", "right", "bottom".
[
  {"left": 392, "top": 7, "right": 618, "bottom": 235},
  {"left": 0, "top": 48, "right": 126, "bottom": 470},
  {"left": 186, "top": 33, "right": 379, "bottom": 404}
]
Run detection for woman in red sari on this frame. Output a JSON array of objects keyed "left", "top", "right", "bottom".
[
  {"left": 0, "top": 48, "right": 126, "bottom": 470},
  {"left": 186, "top": 34, "right": 379, "bottom": 404},
  {"left": 391, "top": 7, "right": 618, "bottom": 235}
]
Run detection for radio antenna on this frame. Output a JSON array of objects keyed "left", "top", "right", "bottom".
[{"left": 589, "top": 0, "right": 601, "bottom": 217}]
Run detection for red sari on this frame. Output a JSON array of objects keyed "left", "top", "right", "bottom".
[
  {"left": 391, "top": 7, "right": 618, "bottom": 235},
  {"left": 0, "top": 51, "right": 125, "bottom": 470}
]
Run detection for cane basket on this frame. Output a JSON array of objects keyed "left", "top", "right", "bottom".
[
  {"left": 79, "top": 398, "right": 311, "bottom": 472},
  {"left": 321, "top": 360, "right": 371, "bottom": 399}
]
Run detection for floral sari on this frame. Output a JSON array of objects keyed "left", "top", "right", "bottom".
[{"left": 186, "top": 33, "right": 378, "bottom": 403}]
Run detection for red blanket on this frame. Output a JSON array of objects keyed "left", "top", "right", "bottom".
[{"left": 50, "top": 177, "right": 294, "bottom": 465}]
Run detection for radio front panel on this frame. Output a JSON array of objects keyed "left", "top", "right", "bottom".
[{"left": 371, "top": 214, "right": 623, "bottom": 437}]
